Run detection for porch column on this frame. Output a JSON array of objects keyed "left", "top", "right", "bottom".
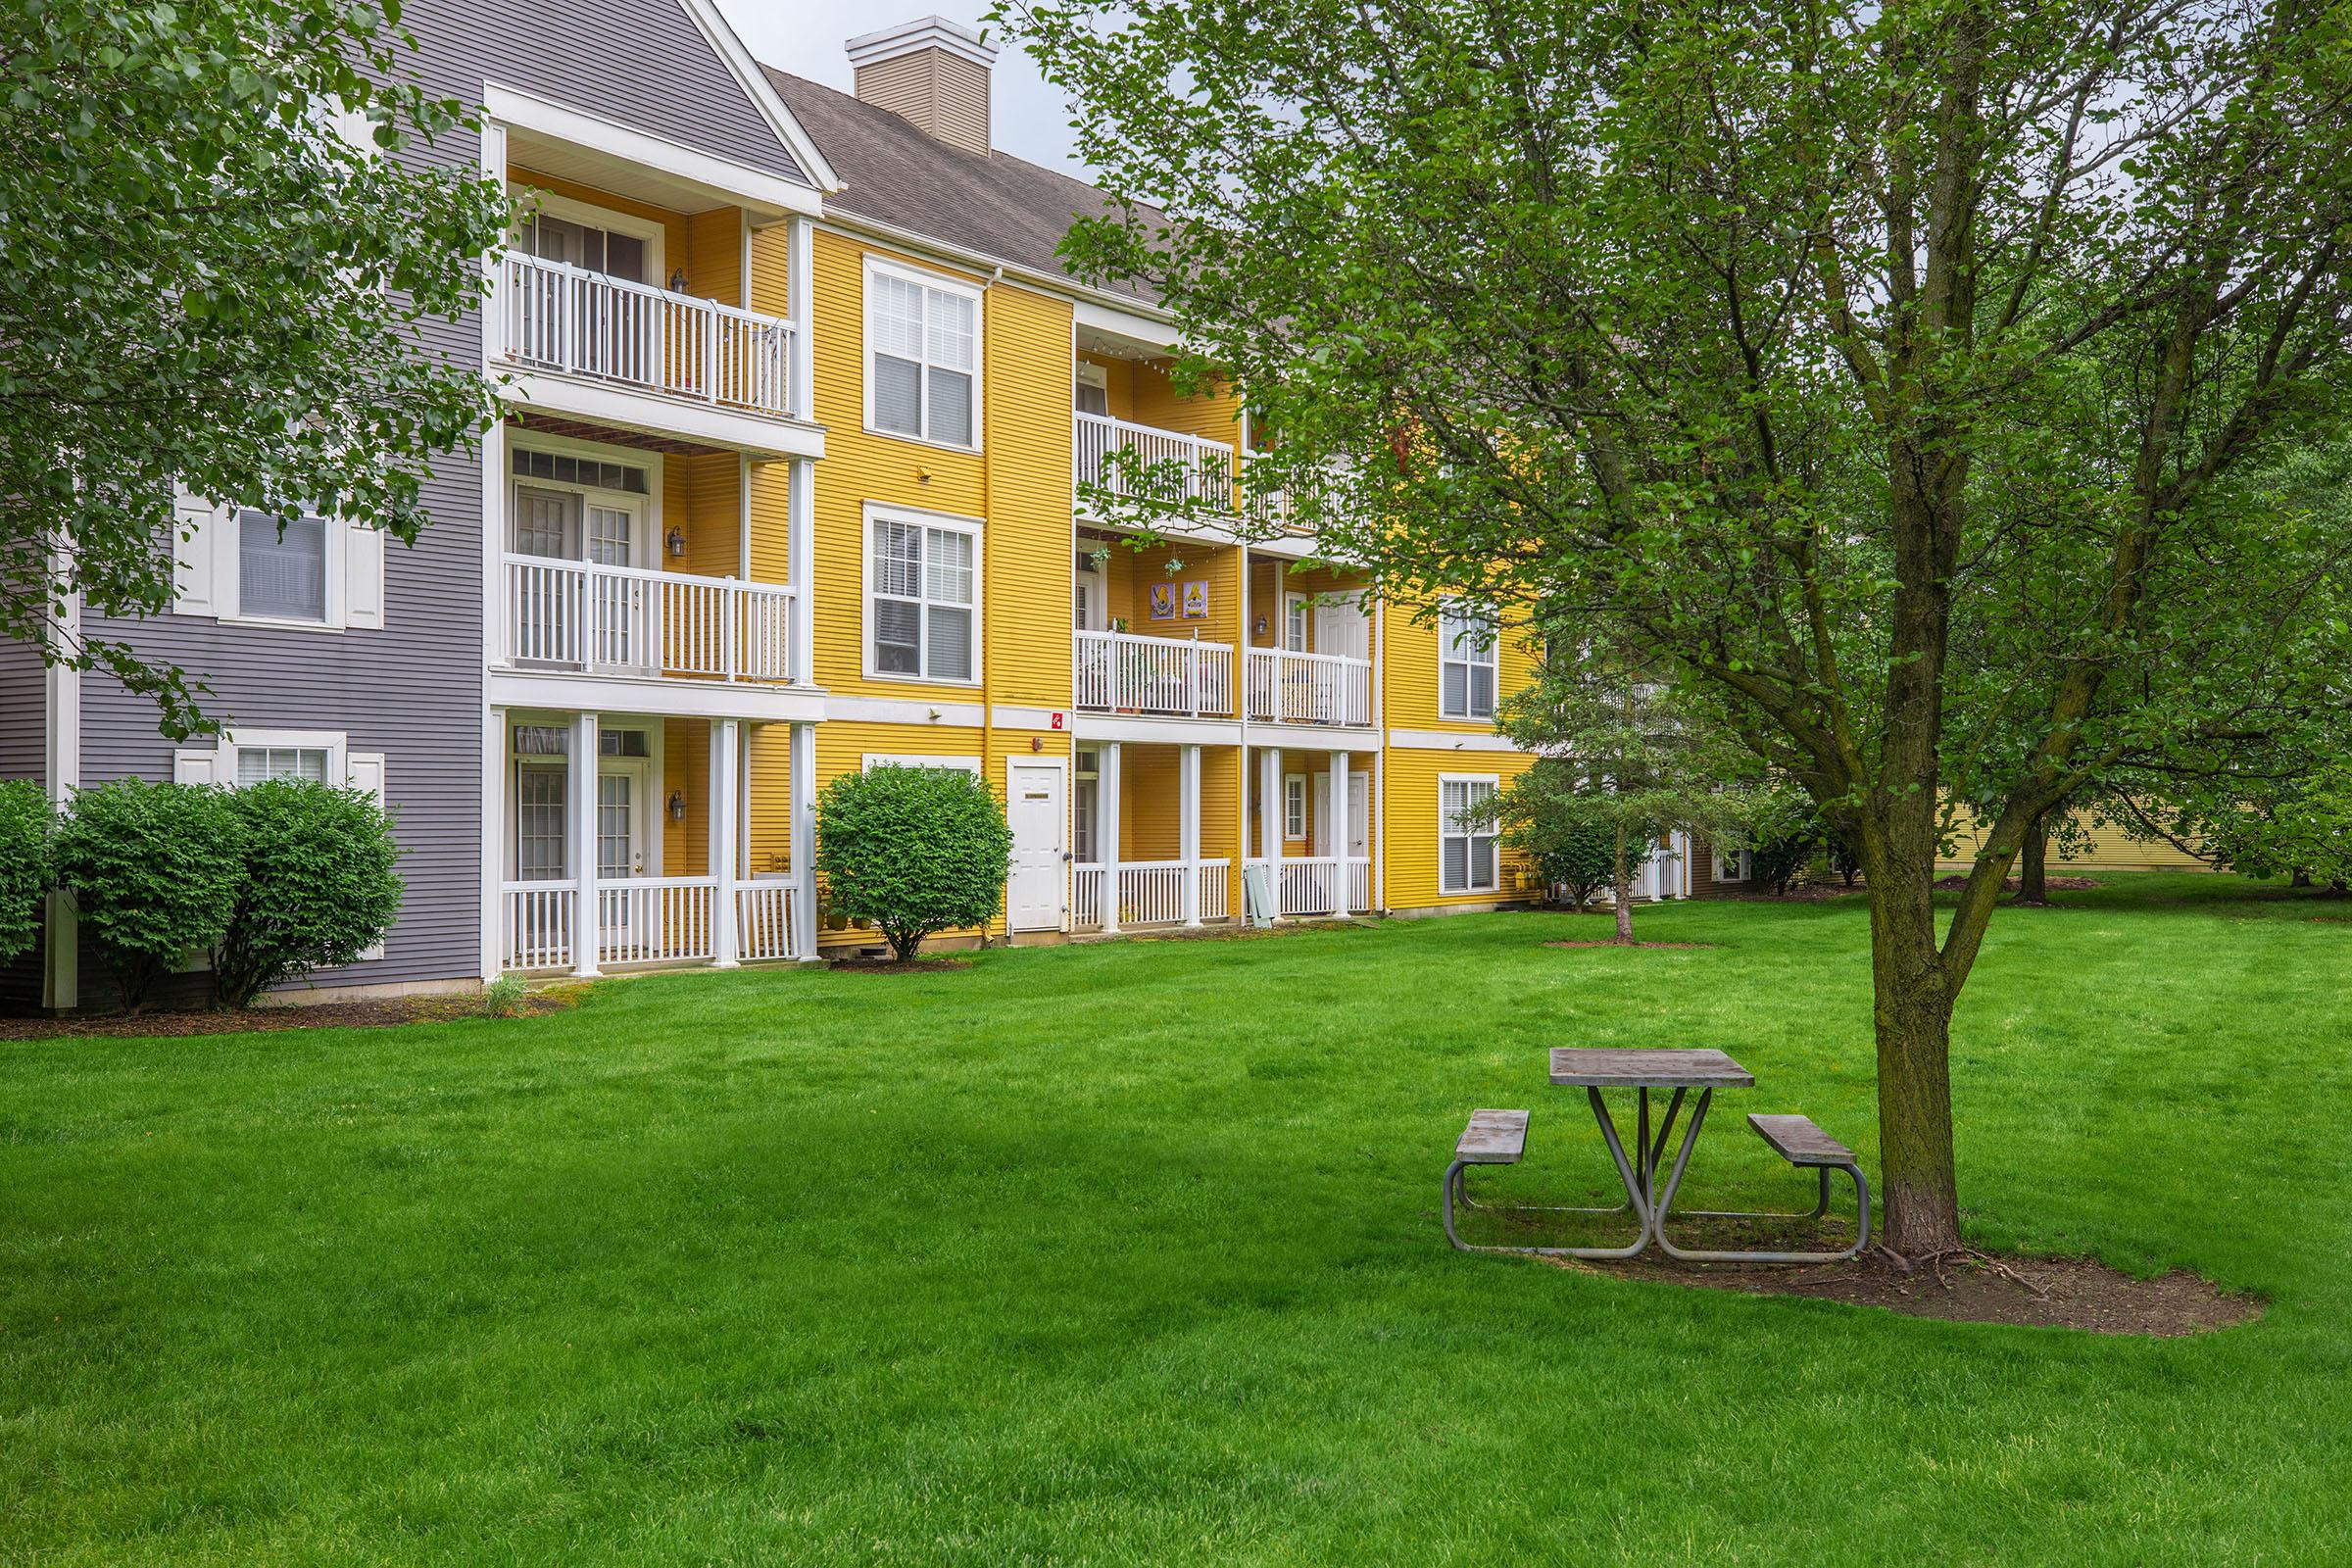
[
  {"left": 788, "top": 456, "right": 815, "bottom": 686},
  {"left": 41, "top": 557, "right": 79, "bottom": 1011},
  {"left": 1099, "top": 741, "right": 1122, "bottom": 933},
  {"left": 1327, "top": 753, "right": 1348, "bottom": 914},
  {"left": 1257, "top": 746, "right": 1280, "bottom": 862},
  {"left": 787, "top": 215, "right": 814, "bottom": 419},
  {"left": 710, "top": 718, "right": 741, "bottom": 967},
  {"left": 789, "top": 719, "right": 818, "bottom": 961},
  {"left": 569, "top": 710, "right": 602, "bottom": 978},
  {"left": 1179, "top": 743, "right": 1202, "bottom": 927}
]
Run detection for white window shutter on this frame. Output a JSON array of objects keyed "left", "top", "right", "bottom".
[
  {"left": 172, "top": 749, "right": 222, "bottom": 784},
  {"left": 171, "top": 491, "right": 219, "bottom": 615},
  {"left": 345, "top": 523, "right": 385, "bottom": 629},
  {"left": 347, "top": 752, "right": 389, "bottom": 961}
]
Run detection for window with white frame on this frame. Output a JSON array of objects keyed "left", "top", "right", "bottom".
[
  {"left": 1441, "top": 776, "right": 1499, "bottom": 893},
  {"left": 1073, "top": 750, "right": 1099, "bottom": 863},
  {"left": 238, "top": 511, "right": 330, "bottom": 623},
  {"left": 866, "top": 260, "right": 980, "bottom": 447},
  {"left": 1441, "top": 601, "right": 1497, "bottom": 719},
  {"left": 236, "top": 745, "right": 331, "bottom": 785},
  {"left": 868, "top": 513, "right": 979, "bottom": 681},
  {"left": 1284, "top": 774, "right": 1307, "bottom": 839}
]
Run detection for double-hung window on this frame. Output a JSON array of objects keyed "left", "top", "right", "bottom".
[
  {"left": 1284, "top": 774, "right": 1307, "bottom": 840},
  {"left": 1441, "top": 601, "right": 1497, "bottom": 719},
  {"left": 869, "top": 513, "right": 978, "bottom": 681},
  {"left": 1441, "top": 776, "right": 1499, "bottom": 893},
  {"left": 867, "top": 261, "right": 980, "bottom": 448}
]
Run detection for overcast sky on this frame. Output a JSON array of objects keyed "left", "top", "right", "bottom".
[{"left": 715, "top": 2, "right": 1094, "bottom": 177}]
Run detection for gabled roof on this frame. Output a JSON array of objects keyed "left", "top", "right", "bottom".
[{"left": 761, "top": 67, "right": 1161, "bottom": 305}]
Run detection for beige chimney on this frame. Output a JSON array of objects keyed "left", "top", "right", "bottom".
[{"left": 846, "top": 17, "right": 999, "bottom": 158}]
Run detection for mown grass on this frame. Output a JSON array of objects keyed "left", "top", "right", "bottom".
[{"left": 4, "top": 873, "right": 2349, "bottom": 1565}]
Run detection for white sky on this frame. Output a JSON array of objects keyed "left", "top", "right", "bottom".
[{"left": 714, "top": 2, "right": 1095, "bottom": 177}]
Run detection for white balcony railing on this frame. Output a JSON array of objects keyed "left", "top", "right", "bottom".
[
  {"left": 1245, "top": 857, "right": 1372, "bottom": 917},
  {"left": 1247, "top": 648, "right": 1373, "bottom": 726},
  {"left": 1200, "top": 858, "right": 1233, "bottom": 920},
  {"left": 735, "top": 880, "right": 800, "bottom": 961},
  {"left": 502, "top": 878, "right": 801, "bottom": 971},
  {"left": 501, "top": 254, "right": 800, "bottom": 418},
  {"left": 502, "top": 881, "right": 577, "bottom": 970},
  {"left": 1074, "top": 412, "right": 1236, "bottom": 513},
  {"left": 596, "top": 876, "right": 716, "bottom": 966},
  {"left": 503, "top": 556, "right": 794, "bottom": 683},
  {"left": 1073, "top": 629, "right": 1234, "bottom": 716},
  {"left": 1071, "top": 858, "right": 1236, "bottom": 928}
]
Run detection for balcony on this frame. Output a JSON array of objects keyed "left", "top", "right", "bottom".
[
  {"left": 1072, "top": 859, "right": 1235, "bottom": 929},
  {"left": 1246, "top": 648, "right": 1372, "bottom": 727},
  {"left": 1074, "top": 628, "right": 1234, "bottom": 717},
  {"left": 1074, "top": 412, "right": 1237, "bottom": 514},
  {"left": 499, "top": 254, "right": 803, "bottom": 422},
  {"left": 502, "top": 556, "right": 797, "bottom": 684},
  {"left": 501, "top": 877, "right": 802, "bottom": 971},
  {"left": 1245, "top": 857, "right": 1372, "bottom": 917}
]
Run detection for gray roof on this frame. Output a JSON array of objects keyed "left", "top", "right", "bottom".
[{"left": 761, "top": 68, "right": 1161, "bottom": 305}]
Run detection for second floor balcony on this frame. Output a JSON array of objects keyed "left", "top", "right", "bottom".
[
  {"left": 1247, "top": 647, "right": 1371, "bottom": 727},
  {"left": 503, "top": 555, "right": 797, "bottom": 686},
  {"left": 1072, "top": 627, "right": 1370, "bottom": 727},
  {"left": 499, "top": 253, "right": 804, "bottom": 424}
]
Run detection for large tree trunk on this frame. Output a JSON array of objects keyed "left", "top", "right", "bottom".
[
  {"left": 1866, "top": 850, "right": 1964, "bottom": 1257},
  {"left": 1611, "top": 822, "right": 1634, "bottom": 944},
  {"left": 2014, "top": 813, "right": 2049, "bottom": 904}
]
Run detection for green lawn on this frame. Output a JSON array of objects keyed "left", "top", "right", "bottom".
[{"left": 5, "top": 874, "right": 2351, "bottom": 1565}]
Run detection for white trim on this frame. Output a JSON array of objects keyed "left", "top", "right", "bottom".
[
  {"left": 820, "top": 212, "right": 1175, "bottom": 331},
  {"left": 504, "top": 432, "right": 664, "bottom": 558},
  {"left": 862, "top": 254, "right": 985, "bottom": 452},
  {"left": 861, "top": 753, "right": 981, "bottom": 773},
  {"left": 822, "top": 693, "right": 984, "bottom": 727},
  {"left": 482, "top": 82, "right": 821, "bottom": 218},
  {"left": 1073, "top": 297, "right": 1181, "bottom": 348},
  {"left": 42, "top": 553, "right": 80, "bottom": 1010},
  {"left": 1003, "top": 754, "right": 1072, "bottom": 933},
  {"left": 990, "top": 705, "right": 1068, "bottom": 731},
  {"left": 1388, "top": 727, "right": 1522, "bottom": 754},
  {"left": 1069, "top": 712, "right": 1240, "bottom": 748},
  {"left": 220, "top": 727, "right": 350, "bottom": 786},
  {"left": 861, "top": 501, "right": 984, "bottom": 687},
  {"left": 1439, "top": 598, "right": 1498, "bottom": 721},
  {"left": 1283, "top": 772, "right": 1307, "bottom": 840},
  {"left": 497, "top": 371, "right": 825, "bottom": 461},
  {"left": 846, "top": 15, "right": 1000, "bottom": 70},
  {"left": 676, "top": 0, "right": 842, "bottom": 193},
  {"left": 488, "top": 669, "right": 828, "bottom": 724},
  {"left": 1438, "top": 772, "right": 1501, "bottom": 895},
  {"left": 507, "top": 185, "right": 668, "bottom": 285}
]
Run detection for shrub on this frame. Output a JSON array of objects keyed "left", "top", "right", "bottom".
[
  {"left": 815, "top": 765, "right": 1011, "bottom": 960},
  {"left": 0, "top": 780, "right": 56, "bottom": 964},
  {"left": 1500, "top": 787, "right": 1622, "bottom": 908},
  {"left": 481, "top": 973, "right": 530, "bottom": 1018},
  {"left": 55, "top": 779, "right": 244, "bottom": 1009},
  {"left": 212, "top": 779, "right": 404, "bottom": 1007},
  {"left": 1741, "top": 787, "right": 1826, "bottom": 895}
]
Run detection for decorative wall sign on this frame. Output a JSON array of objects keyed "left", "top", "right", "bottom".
[
  {"left": 1149, "top": 582, "right": 1178, "bottom": 620},
  {"left": 1182, "top": 580, "right": 1209, "bottom": 618}
]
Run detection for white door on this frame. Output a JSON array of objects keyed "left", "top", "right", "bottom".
[
  {"left": 1348, "top": 772, "right": 1369, "bottom": 857},
  {"left": 1006, "top": 762, "right": 1066, "bottom": 931},
  {"left": 585, "top": 503, "right": 646, "bottom": 670},
  {"left": 1315, "top": 601, "right": 1368, "bottom": 661}
]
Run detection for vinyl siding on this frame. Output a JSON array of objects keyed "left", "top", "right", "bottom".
[{"left": 0, "top": 637, "right": 42, "bottom": 785}]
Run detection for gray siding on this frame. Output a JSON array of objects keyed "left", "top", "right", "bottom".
[
  {"left": 402, "top": 0, "right": 809, "bottom": 186},
  {"left": 0, "top": 636, "right": 42, "bottom": 785}
]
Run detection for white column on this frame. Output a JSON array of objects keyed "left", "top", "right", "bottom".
[
  {"left": 1327, "top": 753, "right": 1348, "bottom": 914},
  {"left": 787, "top": 456, "right": 815, "bottom": 685},
  {"left": 1372, "top": 746, "right": 1388, "bottom": 915},
  {"left": 789, "top": 720, "right": 818, "bottom": 961},
  {"left": 1179, "top": 743, "right": 1202, "bottom": 927},
  {"left": 570, "top": 711, "right": 602, "bottom": 978},
  {"left": 1099, "top": 741, "right": 1122, "bottom": 932},
  {"left": 41, "top": 558, "right": 79, "bottom": 1011},
  {"left": 1257, "top": 746, "right": 1280, "bottom": 863},
  {"left": 482, "top": 706, "right": 506, "bottom": 980},
  {"left": 786, "top": 214, "right": 814, "bottom": 419},
  {"left": 710, "top": 719, "right": 741, "bottom": 968}
]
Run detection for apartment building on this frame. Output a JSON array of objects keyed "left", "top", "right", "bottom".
[{"left": 1, "top": 7, "right": 1597, "bottom": 1008}]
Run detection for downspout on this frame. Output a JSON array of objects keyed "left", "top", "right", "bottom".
[
  {"left": 1372, "top": 592, "right": 1386, "bottom": 914},
  {"left": 978, "top": 264, "right": 1004, "bottom": 945}
]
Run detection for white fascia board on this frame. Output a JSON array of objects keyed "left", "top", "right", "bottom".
[
  {"left": 488, "top": 669, "right": 828, "bottom": 724},
  {"left": 824, "top": 695, "right": 988, "bottom": 727},
  {"left": 677, "top": 0, "right": 842, "bottom": 193},
  {"left": 496, "top": 374, "right": 825, "bottom": 462},
  {"left": 1073, "top": 298, "right": 1183, "bottom": 352},
  {"left": 484, "top": 83, "right": 822, "bottom": 219},
  {"left": 1387, "top": 727, "right": 1523, "bottom": 754},
  {"left": 1070, "top": 714, "right": 1244, "bottom": 748},
  {"left": 1249, "top": 724, "right": 1381, "bottom": 754}
]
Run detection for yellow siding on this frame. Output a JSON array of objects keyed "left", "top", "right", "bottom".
[
  {"left": 1937, "top": 808, "right": 2208, "bottom": 873},
  {"left": 1382, "top": 746, "right": 1537, "bottom": 910}
]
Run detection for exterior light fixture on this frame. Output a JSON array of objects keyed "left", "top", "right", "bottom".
[
  {"left": 667, "top": 790, "right": 687, "bottom": 823},
  {"left": 665, "top": 527, "right": 686, "bottom": 558}
]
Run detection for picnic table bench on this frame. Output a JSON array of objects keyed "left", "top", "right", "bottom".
[{"left": 1443, "top": 1050, "right": 1869, "bottom": 1263}]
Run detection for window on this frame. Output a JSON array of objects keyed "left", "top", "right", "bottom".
[
  {"left": 516, "top": 212, "right": 647, "bottom": 283},
  {"left": 1075, "top": 363, "right": 1109, "bottom": 416},
  {"left": 866, "top": 260, "right": 980, "bottom": 448},
  {"left": 1285, "top": 593, "right": 1308, "bottom": 653},
  {"left": 236, "top": 746, "right": 330, "bottom": 785},
  {"left": 1284, "top": 774, "right": 1307, "bottom": 840},
  {"left": 1441, "top": 776, "right": 1499, "bottom": 893},
  {"left": 1441, "top": 601, "right": 1497, "bottom": 719},
  {"left": 868, "top": 513, "right": 979, "bottom": 681},
  {"left": 513, "top": 448, "right": 649, "bottom": 494},
  {"left": 1073, "top": 750, "right": 1099, "bottom": 862},
  {"left": 239, "top": 511, "right": 328, "bottom": 623}
]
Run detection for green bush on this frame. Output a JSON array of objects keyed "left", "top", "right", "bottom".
[
  {"left": 1502, "top": 787, "right": 1624, "bottom": 908},
  {"left": 1742, "top": 787, "right": 1826, "bottom": 895},
  {"left": 0, "top": 780, "right": 56, "bottom": 964},
  {"left": 212, "top": 779, "right": 404, "bottom": 1007},
  {"left": 55, "top": 779, "right": 244, "bottom": 1009},
  {"left": 481, "top": 973, "right": 531, "bottom": 1019},
  {"left": 816, "top": 765, "right": 1012, "bottom": 960}
]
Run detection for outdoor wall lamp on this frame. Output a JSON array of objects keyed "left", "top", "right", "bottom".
[
  {"left": 665, "top": 526, "right": 686, "bottom": 558},
  {"left": 667, "top": 790, "right": 687, "bottom": 823}
]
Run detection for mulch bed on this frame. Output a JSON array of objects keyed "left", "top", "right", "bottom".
[
  {"left": 1548, "top": 1246, "right": 2256, "bottom": 1335},
  {"left": 1931, "top": 874, "right": 2101, "bottom": 892},
  {"left": 824, "top": 956, "right": 974, "bottom": 974},
  {"left": 0, "top": 991, "right": 574, "bottom": 1041},
  {"left": 1544, "top": 940, "right": 1717, "bottom": 951}
]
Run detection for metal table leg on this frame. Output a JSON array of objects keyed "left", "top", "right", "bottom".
[
  {"left": 1649, "top": 1090, "right": 1872, "bottom": 1263},
  {"left": 1442, "top": 1085, "right": 1654, "bottom": 1258}
]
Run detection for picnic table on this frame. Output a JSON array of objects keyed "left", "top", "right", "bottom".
[{"left": 1442, "top": 1047, "right": 1870, "bottom": 1263}]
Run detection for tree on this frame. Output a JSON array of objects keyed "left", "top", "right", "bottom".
[
  {"left": 1498, "top": 778, "right": 1620, "bottom": 910},
  {"left": 816, "top": 766, "right": 1014, "bottom": 961},
  {"left": 53, "top": 781, "right": 244, "bottom": 1009},
  {"left": 212, "top": 780, "right": 405, "bottom": 1006},
  {"left": 0, "top": 781, "right": 53, "bottom": 964},
  {"left": 1486, "top": 641, "right": 1751, "bottom": 942},
  {"left": 1743, "top": 787, "right": 1826, "bottom": 897},
  {"left": 2177, "top": 761, "right": 2352, "bottom": 892},
  {"left": 1009, "top": 0, "right": 2352, "bottom": 1254},
  {"left": 2, "top": 0, "right": 510, "bottom": 736}
]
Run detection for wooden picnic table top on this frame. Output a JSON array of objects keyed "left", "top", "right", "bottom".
[{"left": 1548, "top": 1048, "right": 1754, "bottom": 1089}]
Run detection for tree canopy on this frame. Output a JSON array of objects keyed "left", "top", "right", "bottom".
[
  {"left": 1009, "top": 0, "right": 2352, "bottom": 1253},
  {"left": 2, "top": 0, "right": 509, "bottom": 734}
]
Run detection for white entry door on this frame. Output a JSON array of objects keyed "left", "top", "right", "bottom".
[
  {"left": 1315, "top": 601, "right": 1369, "bottom": 661},
  {"left": 1006, "top": 761, "right": 1067, "bottom": 931},
  {"left": 1348, "top": 772, "right": 1369, "bottom": 857}
]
